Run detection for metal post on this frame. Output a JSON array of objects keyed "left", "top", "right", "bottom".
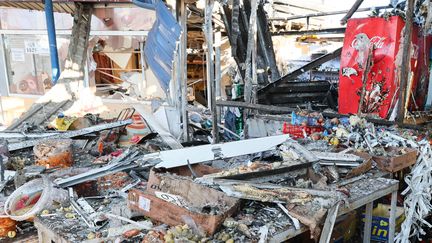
[
  {"left": 205, "top": 0, "right": 218, "bottom": 143},
  {"left": 44, "top": 0, "right": 60, "bottom": 84},
  {"left": 251, "top": 2, "right": 258, "bottom": 91},
  {"left": 205, "top": 2, "right": 214, "bottom": 109},
  {"left": 139, "top": 41, "right": 147, "bottom": 97},
  {"left": 215, "top": 31, "right": 222, "bottom": 134},
  {"left": 244, "top": 0, "right": 258, "bottom": 103},
  {"left": 396, "top": 0, "right": 415, "bottom": 123},
  {"left": 180, "top": 1, "right": 189, "bottom": 142},
  {"left": 363, "top": 202, "right": 373, "bottom": 243},
  {"left": 0, "top": 156, "right": 4, "bottom": 182},
  {"left": 171, "top": 1, "right": 182, "bottom": 140}
]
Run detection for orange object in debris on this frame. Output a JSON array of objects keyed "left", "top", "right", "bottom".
[
  {"left": 126, "top": 114, "right": 150, "bottom": 137},
  {"left": 34, "top": 139, "right": 74, "bottom": 168},
  {"left": 0, "top": 218, "right": 16, "bottom": 238}
]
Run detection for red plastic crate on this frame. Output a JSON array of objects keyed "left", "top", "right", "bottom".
[{"left": 282, "top": 123, "right": 324, "bottom": 139}]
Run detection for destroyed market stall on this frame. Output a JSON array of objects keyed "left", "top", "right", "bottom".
[{"left": 0, "top": 0, "right": 431, "bottom": 243}]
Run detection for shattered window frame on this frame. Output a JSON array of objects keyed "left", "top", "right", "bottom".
[
  {"left": 0, "top": 7, "right": 155, "bottom": 98},
  {"left": 3, "top": 33, "right": 71, "bottom": 96}
]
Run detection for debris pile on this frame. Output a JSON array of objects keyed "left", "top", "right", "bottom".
[{"left": 0, "top": 99, "right": 430, "bottom": 243}]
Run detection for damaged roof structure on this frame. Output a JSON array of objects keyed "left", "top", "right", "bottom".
[{"left": 0, "top": 0, "right": 431, "bottom": 242}]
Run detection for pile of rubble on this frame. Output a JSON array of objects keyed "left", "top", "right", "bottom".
[{"left": 0, "top": 103, "right": 430, "bottom": 243}]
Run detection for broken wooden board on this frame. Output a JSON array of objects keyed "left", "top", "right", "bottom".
[
  {"left": 373, "top": 147, "right": 417, "bottom": 172},
  {"left": 129, "top": 173, "right": 239, "bottom": 235}
]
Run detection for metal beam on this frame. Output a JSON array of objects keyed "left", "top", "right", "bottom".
[
  {"left": 272, "top": 27, "right": 346, "bottom": 36},
  {"left": 258, "top": 47, "right": 342, "bottom": 96},
  {"left": 269, "top": 5, "right": 390, "bottom": 21},
  {"left": 216, "top": 100, "right": 295, "bottom": 113},
  {"left": 8, "top": 119, "right": 132, "bottom": 151},
  {"left": 340, "top": 0, "right": 365, "bottom": 25},
  {"left": 257, "top": 3, "right": 280, "bottom": 81},
  {"left": 272, "top": 1, "right": 323, "bottom": 13}
]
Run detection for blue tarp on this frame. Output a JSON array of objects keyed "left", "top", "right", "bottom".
[{"left": 144, "top": 2, "right": 181, "bottom": 92}]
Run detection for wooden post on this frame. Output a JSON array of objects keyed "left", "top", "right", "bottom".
[
  {"left": 363, "top": 202, "right": 373, "bottom": 243},
  {"left": 396, "top": 0, "right": 415, "bottom": 123},
  {"left": 388, "top": 190, "right": 397, "bottom": 243}
]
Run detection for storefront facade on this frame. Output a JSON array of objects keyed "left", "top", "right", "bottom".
[{"left": 0, "top": 6, "right": 157, "bottom": 98}]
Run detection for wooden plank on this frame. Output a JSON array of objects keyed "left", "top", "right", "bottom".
[
  {"left": 339, "top": 183, "right": 398, "bottom": 215},
  {"left": 128, "top": 188, "right": 239, "bottom": 236},
  {"left": 269, "top": 226, "right": 308, "bottom": 243},
  {"left": 319, "top": 203, "right": 340, "bottom": 243},
  {"left": 363, "top": 202, "right": 373, "bottom": 243},
  {"left": 268, "top": 180, "right": 398, "bottom": 242},
  {"left": 388, "top": 190, "right": 397, "bottom": 243},
  {"left": 373, "top": 147, "right": 417, "bottom": 172}
]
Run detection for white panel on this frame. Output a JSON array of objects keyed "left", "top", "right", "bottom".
[{"left": 156, "top": 135, "right": 290, "bottom": 168}]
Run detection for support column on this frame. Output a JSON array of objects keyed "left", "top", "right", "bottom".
[
  {"left": 44, "top": 0, "right": 60, "bottom": 84},
  {"left": 180, "top": 1, "right": 189, "bottom": 142},
  {"left": 363, "top": 202, "right": 373, "bottom": 243},
  {"left": 215, "top": 31, "right": 222, "bottom": 135},
  {"left": 205, "top": 0, "right": 219, "bottom": 143},
  {"left": 396, "top": 0, "right": 414, "bottom": 123}
]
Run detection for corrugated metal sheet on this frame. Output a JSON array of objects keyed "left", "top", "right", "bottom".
[
  {"left": 0, "top": 2, "right": 76, "bottom": 14},
  {"left": 246, "top": 116, "right": 287, "bottom": 138},
  {"left": 144, "top": 1, "right": 181, "bottom": 92},
  {"left": 0, "top": 0, "right": 134, "bottom": 14}
]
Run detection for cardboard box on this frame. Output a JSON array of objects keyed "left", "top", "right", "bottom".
[
  {"left": 128, "top": 167, "right": 239, "bottom": 235},
  {"left": 361, "top": 203, "right": 405, "bottom": 242},
  {"left": 373, "top": 147, "right": 417, "bottom": 172}
]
